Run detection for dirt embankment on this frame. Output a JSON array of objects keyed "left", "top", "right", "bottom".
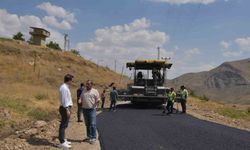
[
  {"left": 0, "top": 38, "right": 129, "bottom": 139},
  {"left": 186, "top": 97, "right": 250, "bottom": 132},
  {"left": 0, "top": 108, "right": 102, "bottom": 150}
]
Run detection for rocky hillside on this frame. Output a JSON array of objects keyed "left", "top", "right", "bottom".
[
  {"left": 168, "top": 58, "right": 250, "bottom": 104},
  {"left": 0, "top": 38, "right": 129, "bottom": 138}
]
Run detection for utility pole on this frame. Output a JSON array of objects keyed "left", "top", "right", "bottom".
[
  {"left": 68, "top": 38, "right": 70, "bottom": 51},
  {"left": 157, "top": 46, "right": 160, "bottom": 60},
  {"left": 64, "top": 34, "right": 70, "bottom": 51},
  {"left": 114, "top": 59, "right": 117, "bottom": 72},
  {"left": 161, "top": 56, "right": 171, "bottom": 84},
  {"left": 119, "top": 66, "right": 124, "bottom": 84}
]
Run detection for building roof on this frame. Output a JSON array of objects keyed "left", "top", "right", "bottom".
[{"left": 30, "top": 27, "right": 50, "bottom": 33}]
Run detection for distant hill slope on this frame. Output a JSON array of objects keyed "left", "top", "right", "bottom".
[{"left": 168, "top": 58, "right": 250, "bottom": 104}]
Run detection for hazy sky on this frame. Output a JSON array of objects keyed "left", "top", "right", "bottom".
[{"left": 1, "top": 0, "right": 250, "bottom": 79}]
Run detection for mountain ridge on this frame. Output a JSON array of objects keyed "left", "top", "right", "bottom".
[{"left": 168, "top": 58, "right": 250, "bottom": 104}]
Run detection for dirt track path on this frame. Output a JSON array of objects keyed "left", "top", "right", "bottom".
[
  {"left": 0, "top": 109, "right": 101, "bottom": 150},
  {"left": 64, "top": 113, "right": 101, "bottom": 150}
]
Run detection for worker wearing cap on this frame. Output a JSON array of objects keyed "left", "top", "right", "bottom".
[{"left": 180, "top": 85, "right": 188, "bottom": 113}]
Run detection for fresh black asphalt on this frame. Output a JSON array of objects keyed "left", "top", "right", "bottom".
[{"left": 97, "top": 103, "right": 250, "bottom": 150}]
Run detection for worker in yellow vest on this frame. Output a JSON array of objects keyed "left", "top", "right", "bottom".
[
  {"left": 180, "top": 85, "right": 188, "bottom": 113},
  {"left": 165, "top": 88, "right": 176, "bottom": 115}
]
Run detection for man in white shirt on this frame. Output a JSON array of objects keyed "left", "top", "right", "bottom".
[
  {"left": 58, "top": 74, "right": 74, "bottom": 148},
  {"left": 81, "top": 80, "right": 100, "bottom": 144}
]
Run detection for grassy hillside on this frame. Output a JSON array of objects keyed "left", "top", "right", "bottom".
[{"left": 0, "top": 38, "right": 129, "bottom": 138}]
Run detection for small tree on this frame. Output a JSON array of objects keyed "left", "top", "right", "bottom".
[
  {"left": 46, "top": 41, "right": 61, "bottom": 50},
  {"left": 200, "top": 95, "right": 209, "bottom": 101},
  {"left": 13, "top": 32, "right": 25, "bottom": 41},
  {"left": 71, "top": 49, "right": 80, "bottom": 56}
]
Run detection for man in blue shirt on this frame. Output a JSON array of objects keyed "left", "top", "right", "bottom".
[
  {"left": 77, "top": 83, "right": 84, "bottom": 122},
  {"left": 109, "top": 86, "right": 119, "bottom": 112}
]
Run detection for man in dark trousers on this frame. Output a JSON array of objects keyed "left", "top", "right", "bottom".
[
  {"left": 101, "top": 89, "right": 106, "bottom": 109},
  {"left": 180, "top": 85, "right": 189, "bottom": 113},
  {"left": 109, "top": 86, "right": 118, "bottom": 112},
  {"left": 77, "top": 83, "right": 84, "bottom": 122},
  {"left": 163, "top": 88, "right": 176, "bottom": 115},
  {"left": 58, "top": 74, "right": 74, "bottom": 148},
  {"left": 81, "top": 80, "right": 100, "bottom": 144}
]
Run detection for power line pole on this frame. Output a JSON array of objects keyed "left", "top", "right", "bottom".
[
  {"left": 68, "top": 38, "right": 70, "bottom": 51},
  {"left": 64, "top": 34, "right": 68, "bottom": 51},
  {"left": 64, "top": 34, "right": 70, "bottom": 51},
  {"left": 119, "top": 66, "right": 124, "bottom": 84},
  {"left": 114, "top": 59, "right": 117, "bottom": 72},
  {"left": 157, "top": 46, "right": 160, "bottom": 60}
]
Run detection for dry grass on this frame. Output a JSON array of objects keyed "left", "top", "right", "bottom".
[
  {"left": 189, "top": 96, "right": 250, "bottom": 121},
  {"left": 0, "top": 39, "right": 129, "bottom": 135}
]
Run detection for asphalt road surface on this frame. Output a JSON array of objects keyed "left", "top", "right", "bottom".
[{"left": 97, "top": 103, "right": 250, "bottom": 150}]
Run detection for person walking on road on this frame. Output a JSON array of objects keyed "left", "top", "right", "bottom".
[
  {"left": 58, "top": 74, "right": 74, "bottom": 148},
  {"left": 109, "top": 86, "right": 118, "bottom": 112},
  {"left": 77, "top": 83, "right": 84, "bottom": 122},
  {"left": 101, "top": 89, "right": 106, "bottom": 109},
  {"left": 180, "top": 85, "right": 188, "bottom": 113},
  {"left": 80, "top": 80, "right": 100, "bottom": 144},
  {"left": 166, "top": 88, "right": 176, "bottom": 115}
]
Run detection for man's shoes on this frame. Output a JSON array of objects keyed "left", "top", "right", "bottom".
[
  {"left": 65, "top": 139, "right": 71, "bottom": 145},
  {"left": 58, "top": 141, "right": 71, "bottom": 148},
  {"left": 89, "top": 138, "right": 97, "bottom": 144}
]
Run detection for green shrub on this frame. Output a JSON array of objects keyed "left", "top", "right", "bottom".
[
  {"left": 200, "top": 95, "right": 209, "bottom": 101},
  {"left": 247, "top": 107, "right": 250, "bottom": 114},
  {"left": 189, "top": 90, "right": 196, "bottom": 97},
  {"left": 0, "top": 120, "right": 5, "bottom": 128},
  {"left": 71, "top": 49, "right": 80, "bottom": 56},
  {"left": 219, "top": 108, "right": 248, "bottom": 119},
  {"left": 46, "top": 41, "right": 61, "bottom": 50},
  {"left": 45, "top": 77, "right": 57, "bottom": 86},
  {"left": 35, "top": 93, "right": 48, "bottom": 100},
  {"left": 0, "top": 37, "right": 12, "bottom": 41},
  {"left": 13, "top": 32, "right": 25, "bottom": 41},
  {"left": 0, "top": 97, "right": 28, "bottom": 113},
  {"left": 0, "top": 46, "right": 21, "bottom": 55},
  {"left": 27, "top": 108, "right": 53, "bottom": 121}
]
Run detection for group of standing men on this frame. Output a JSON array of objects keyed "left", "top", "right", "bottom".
[
  {"left": 58, "top": 74, "right": 118, "bottom": 148},
  {"left": 162, "top": 85, "right": 189, "bottom": 115},
  {"left": 58, "top": 74, "right": 188, "bottom": 148}
]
